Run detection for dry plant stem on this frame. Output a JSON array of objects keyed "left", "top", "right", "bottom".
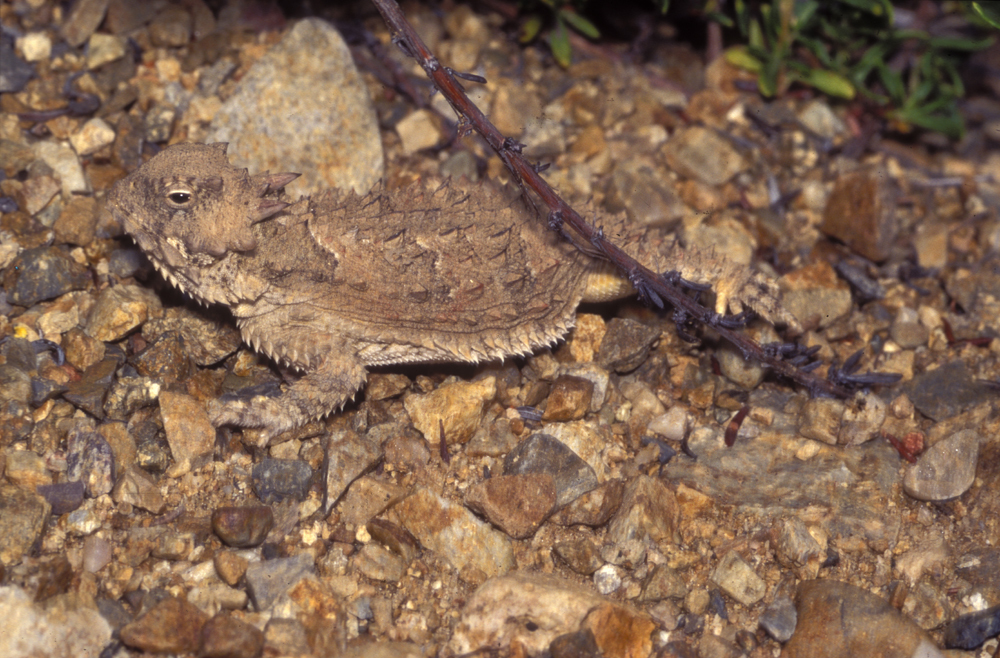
[{"left": 370, "top": 0, "right": 851, "bottom": 398}]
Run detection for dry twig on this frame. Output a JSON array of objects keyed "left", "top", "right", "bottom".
[{"left": 370, "top": 0, "right": 900, "bottom": 398}]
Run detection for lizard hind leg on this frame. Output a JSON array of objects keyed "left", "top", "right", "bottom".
[
  {"left": 655, "top": 241, "right": 803, "bottom": 335},
  {"left": 594, "top": 217, "right": 803, "bottom": 334},
  {"left": 208, "top": 353, "right": 367, "bottom": 438}
]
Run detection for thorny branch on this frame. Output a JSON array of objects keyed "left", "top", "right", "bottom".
[{"left": 370, "top": 0, "right": 898, "bottom": 399}]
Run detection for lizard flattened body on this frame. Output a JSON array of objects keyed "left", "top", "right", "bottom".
[{"left": 108, "top": 143, "right": 798, "bottom": 436}]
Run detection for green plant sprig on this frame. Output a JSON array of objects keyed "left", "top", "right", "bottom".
[{"left": 720, "top": 0, "right": 995, "bottom": 139}]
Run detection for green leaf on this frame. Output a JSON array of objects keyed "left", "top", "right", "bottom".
[
  {"left": 707, "top": 11, "right": 734, "bottom": 28},
  {"left": 877, "top": 63, "right": 905, "bottom": 105},
  {"left": 749, "top": 17, "right": 765, "bottom": 49},
  {"left": 794, "top": 1, "right": 820, "bottom": 29},
  {"left": 972, "top": 1, "right": 1000, "bottom": 29},
  {"left": 801, "top": 67, "right": 856, "bottom": 99},
  {"left": 785, "top": 58, "right": 811, "bottom": 75},
  {"left": 947, "top": 59, "right": 965, "bottom": 98},
  {"left": 927, "top": 35, "right": 995, "bottom": 52},
  {"left": 892, "top": 29, "right": 930, "bottom": 41},
  {"left": 908, "top": 79, "right": 935, "bottom": 106},
  {"left": 549, "top": 17, "right": 572, "bottom": 68},
  {"left": 797, "top": 35, "right": 832, "bottom": 67},
  {"left": 763, "top": 3, "right": 783, "bottom": 44},
  {"left": 838, "top": 0, "right": 892, "bottom": 21},
  {"left": 759, "top": 52, "right": 781, "bottom": 97},
  {"left": 520, "top": 15, "right": 543, "bottom": 44},
  {"left": 725, "top": 46, "right": 763, "bottom": 73},
  {"left": 746, "top": 44, "right": 771, "bottom": 63},
  {"left": 890, "top": 107, "right": 964, "bottom": 139},
  {"left": 735, "top": 0, "right": 750, "bottom": 36},
  {"left": 559, "top": 8, "right": 600, "bottom": 39},
  {"left": 918, "top": 96, "right": 954, "bottom": 114},
  {"left": 658, "top": 0, "right": 670, "bottom": 15},
  {"left": 850, "top": 42, "right": 891, "bottom": 83},
  {"left": 818, "top": 19, "right": 855, "bottom": 42}
]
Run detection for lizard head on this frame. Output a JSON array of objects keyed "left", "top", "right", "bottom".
[{"left": 107, "top": 142, "right": 297, "bottom": 303}]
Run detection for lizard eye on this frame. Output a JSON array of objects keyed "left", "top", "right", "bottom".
[{"left": 167, "top": 190, "right": 193, "bottom": 205}]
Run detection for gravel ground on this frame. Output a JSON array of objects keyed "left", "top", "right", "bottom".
[{"left": 1, "top": 1, "right": 999, "bottom": 657}]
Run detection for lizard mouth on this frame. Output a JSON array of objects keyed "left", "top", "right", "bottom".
[{"left": 146, "top": 253, "right": 238, "bottom": 307}]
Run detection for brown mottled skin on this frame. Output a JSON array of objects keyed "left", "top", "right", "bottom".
[{"left": 108, "top": 142, "right": 798, "bottom": 436}]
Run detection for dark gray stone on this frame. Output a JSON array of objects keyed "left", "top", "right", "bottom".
[
  {"left": 107, "top": 247, "right": 146, "bottom": 279},
  {"left": 0, "top": 33, "right": 34, "bottom": 93},
  {"left": 130, "top": 413, "right": 171, "bottom": 473},
  {"left": 943, "top": 605, "right": 1000, "bottom": 650},
  {"left": 1, "top": 336, "right": 37, "bottom": 372},
  {"left": 31, "top": 376, "right": 69, "bottom": 407},
  {"left": 36, "top": 480, "right": 85, "bottom": 515},
  {"left": 0, "top": 364, "right": 32, "bottom": 405},
  {"left": 597, "top": 318, "right": 661, "bottom": 374},
  {"left": 898, "top": 361, "right": 994, "bottom": 422},
  {"left": 252, "top": 459, "right": 313, "bottom": 503},
  {"left": 3, "top": 246, "right": 91, "bottom": 306},
  {"left": 503, "top": 433, "right": 599, "bottom": 508},
  {"left": 759, "top": 592, "right": 797, "bottom": 642},
  {"left": 66, "top": 423, "right": 116, "bottom": 497},
  {"left": 834, "top": 260, "right": 885, "bottom": 301},
  {"left": 63, "top": 357, "right": 119, "bottom": 419}
]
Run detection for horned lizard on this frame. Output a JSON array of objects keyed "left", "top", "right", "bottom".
[{"left": 108, "top": 142, "right": 799, "bottom": 436}]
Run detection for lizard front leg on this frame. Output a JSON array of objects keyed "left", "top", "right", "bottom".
[{"left": 208, "top": 352, "right": 367, "bottom": 438}]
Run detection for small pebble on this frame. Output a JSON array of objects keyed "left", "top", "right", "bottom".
[
  {"left": 251, "top": 459, "right": 314, "bottom": 504},
  {"left": 352, "top": 543, "right": 406, "bottom": 582},
  {"left": 213, "top": 551, "right": 249, "bottom": 587},
  {"left": 698, "top": 634, "right": 742, "bottom": 658},
  {"left": 759, "top": 593, "right": 798, "bottom": 642},
  {"left": 35, "top": 481, "right": 85, "bottom": 515},
  {"left": 464, "top": 473, "right": 557, "bottom": 539},
  {"left": 70, "top": 118, "right": 116, "bottom": 157},
  {"left": 16, "top": 32, "right": 51, "bottom": 62},
  {"left": 541, "top": 375, "right": 593, "bottom": 421},
  {"left": 85, "top": 32, "right": 126, "bottom": 69},
  {"left": 245, "top": 553, "right": 316, "bottom": 612},
  {"left": 200, "top": 613, "right": 266, "bottom": 658},
  {"left": 503, "top": 433, "right": 599, "bottom": 508},
  {"left": 649, "top": 406, "right": 690, "bottom": 441},
  {"left": 82, "top": 535, "right": 112, "bottom": 573},
  {"left": 120, "top": 596, "right": 209, "bottom": 654},
  {"left": 890, "top": 307, "right": 929, "bottom": 349},
  {"left": 783, "top": 580, "right": 942, "bottom": 658},
  {"left": 596, "top": 318, "right": 661, "bottom": 373},
  {"left": 212, "top": 506, "right": 274, "bottom": 548},
  {"left": 593, "top": 564, "right": 622, "bottom": 595},
  {"left": 903, "top": 430, "right": 981, "bottom": 501},
  {"left": 820, "top": 167, "right": 897, "bottom": 262},
  {"left": 710, "top": 550, "right": 767, "bottom": 606},
  {"left": 554, "top": 538, "right": 604, "bottom": 576},
  {"left": 686, "top": 588, "right": 710, "bottom": 615}
]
